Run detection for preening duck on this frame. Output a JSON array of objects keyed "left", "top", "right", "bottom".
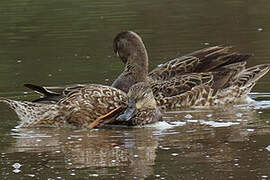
[
  {"left": 25, "top": 31, "right": 270, "bottom": 109},
  {"left": 0, "top": 82, "right": 161, "bottom": 128}
]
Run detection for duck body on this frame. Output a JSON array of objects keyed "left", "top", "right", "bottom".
[
  {"left": 24, "top": 31, "right": 270, "bottom": 110},
  {"left": 151, "top": 64, "right": 270, "bottom": 109},
  {"left": 111, "top": 31, "right": 270, "bottom": 108},
  {"left": 0, "top": 85, "right": 127, "bottom": 128},
  {"left": 0, "top": 83, "right": 161, "bottom": 128}
]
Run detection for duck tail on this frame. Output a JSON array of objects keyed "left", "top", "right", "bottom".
[
  {"left": 233, "top": 64, "right": 270, "bottom": 88},
  {"left": 24, "top": 83, "right": 61, "bottom": 103},
  {"left": 0, "top": 97, "right": 60, "bottom": 127},
  {"left": 0, "top": 97, "right": 13, "bottom": 107}
]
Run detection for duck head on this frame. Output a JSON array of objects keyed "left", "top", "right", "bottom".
[
  {"left": 116, "top": 82, "right": 162, "bottom": 125},
  {"left": 112, "top": 31, "right": 149, "bottom": 93},
  {"left": 113, "top": 31, "right": 148, "bottom": 65}
]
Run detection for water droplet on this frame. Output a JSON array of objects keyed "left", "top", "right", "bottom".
[
  {"left": 202, "top": 42, "right": 210, "bottom": 46},
  {"left": 12, "top": 163, "right": 22, "bottom": 169},
  {"left": 157, "top": 63, "right": 164, "bottom": 67},
  {"left": 161, "top": 147, "right": 170, "bottom": 150},
  {"left": 236, "top": 113, "right": 243, "bottom": 118},
  {"left": 185, "top": 114, "right": 192, "bottom": 119},
  {"left": 13, "top": 169, "right": 21, "bottom": 173}
]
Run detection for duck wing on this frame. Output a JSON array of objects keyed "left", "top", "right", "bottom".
[
  {"left": 149, "top": 46, "right": 250, "bottom": 81},
  {"left": 151, "top": 72, "right": 214, "bottom": 99},
  {"left": 58, "top": 84, "right": 127, "bottom": 128},
  {"left": 156, "top": 64, "right": 270, "bottom": 109}
]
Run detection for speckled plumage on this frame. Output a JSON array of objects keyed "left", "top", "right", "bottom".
[
  {"left": 24, "top": 31, "right": 269, "bottom": 110},
  {"left": 115, "top": 82, "right": 162, "bottom": 126},
  {"left": 112, "top": 31, "right": 270, "bottom": 109},
  {"left": 0, "top": 83, "right": 161, "bottom": 128},
  {"left": 152, "top": 64, "right": 270, "bottom": 109}
]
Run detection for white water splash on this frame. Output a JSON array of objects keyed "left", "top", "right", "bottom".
[{"left": 199, "top": 120, "right": 239, "bottom": 127}]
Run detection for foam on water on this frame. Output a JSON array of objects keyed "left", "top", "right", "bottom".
[
  {"left": 199, "top": 120, "right": 240, "bottom": 127},
  {"left": 144, "top": 121, "right": 186, "bottom": 130}
]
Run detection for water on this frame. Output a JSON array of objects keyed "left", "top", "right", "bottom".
[{"left": 1, "top": 0, "right": 270, "bottom": 179}]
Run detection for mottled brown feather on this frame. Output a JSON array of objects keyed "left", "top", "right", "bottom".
[
  {"left": 23, "top": 31, "right": 269, "bottom": 111},
  {"left": 0, "top": 83, "right": 162, "bottom": 128}
]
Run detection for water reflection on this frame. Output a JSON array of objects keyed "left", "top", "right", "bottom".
[
  {"left": 1, "top": 102, "right": 270, "bottom": 179},
  {"left": 1, "top": 0, "right": 270, "bottom": 179},
  {"left": 3, "top": 128, "right": 158, "bottom": 179}
]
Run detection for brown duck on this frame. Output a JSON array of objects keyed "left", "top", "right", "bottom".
[
  {"left": 0, "top": 82, "right": 162, "bottom": 128},
  {"left": 24, "top": 31, "right": 270, "bottom": 109}
]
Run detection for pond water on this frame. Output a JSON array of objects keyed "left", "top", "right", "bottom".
[{"left": 1, "top": 0, "right": 270, "bottom": 179}]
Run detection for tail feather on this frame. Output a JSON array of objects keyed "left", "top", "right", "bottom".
[
  {"left": 0, "top": 97, "right": 61, "bottom": 127},
  {"left": 233, "top": 64, "right": 270, "bottom": 87},
  {"left": 24, "top": 84, "right": 64, "bottom": 103},
  {"left": 0, "top": 97, "right": 14, "bottom": 108},
  {"left": 24, "top": 84, "right": 60, "bottom": 96}
]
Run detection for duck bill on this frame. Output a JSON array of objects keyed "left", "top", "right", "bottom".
[{"left": 116, "top": 101, "right": 137, "bottom": 122}]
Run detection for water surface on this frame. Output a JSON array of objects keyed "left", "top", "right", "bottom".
[{"left": 1, "top": 0, "right": 270, "bottom": 179}]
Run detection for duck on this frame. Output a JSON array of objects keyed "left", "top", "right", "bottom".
[
  {"left": 115, "top": 82, "right": 162, "bottom": 126},
  {"left": 24, "top": 31, "right": 270, "bottom": 109},
  {"left": 23, "top": 32, "right": 248, "bottom": 103},
  {"left": 0, "top": 82, "right": 162, "bottom": 128},
  {"left": 97, "top": 31, "right": 270, "bottom": 109}
]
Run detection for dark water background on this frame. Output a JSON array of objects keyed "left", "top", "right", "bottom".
[{"left": 1, "top": 0, "right": 270, "bottom": 179}]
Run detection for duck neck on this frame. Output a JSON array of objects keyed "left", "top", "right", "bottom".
[{"left": 124, "top": 45, "right": 149, "bottom": 83}]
